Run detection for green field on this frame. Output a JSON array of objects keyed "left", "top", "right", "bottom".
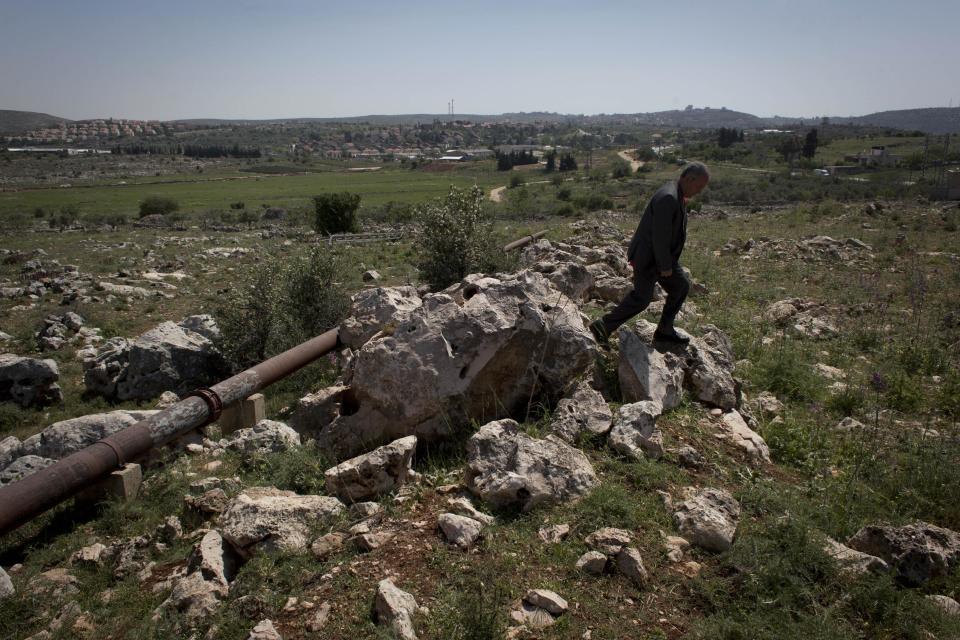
[{"left": 0, "top": 166, "right": 503, "bottom": 220}]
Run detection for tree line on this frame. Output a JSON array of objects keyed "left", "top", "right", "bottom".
[{"left": 112, "top": 143, "right": 262, "bottom": 158}]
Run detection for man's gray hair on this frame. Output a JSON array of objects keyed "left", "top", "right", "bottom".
[{"left": 680, "top": 162, "right": 710, "bottom": 180}]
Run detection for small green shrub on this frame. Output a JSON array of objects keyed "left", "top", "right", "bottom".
[
  {"left": 215, "top": 248, "right": 350, "bottom": 371},
  {"left": 416, "top": 185, "right": 507, "bottom": 290},
  {"left": 138, "top": 196, "right": 179, "bottom": 218},
  {"left": 313, "top": 191, "right": 360, "bottom": 234},
  {"left": 508, "top": 173, "right": 525, "bottom": 189}
]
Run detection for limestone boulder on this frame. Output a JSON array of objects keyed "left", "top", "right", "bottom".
[
  {"left": 616, "top": 325, "right": 684, "bottom": 408},
  {"left": 673, "top": 488, "right": 741, "bottom": 552},
  {"left": 684, "top": 325, "right": 740, "bottom": 410},
  {"left": 531, "top": 260, "right": 594, "bottom": 302},
  {"left": 586, "top": 263, "right": 633, "bottom": 303},
  {"left": 374, "top": 579, "right": 421, "bottom": 640},
  {"left": 0, "top": 354, "right": 62, "bottom": 407},
  {"left": 157, "top": 571, "right": 226, "bottom": 621},
  {"left": 0, "top": 455, "right": 55, "bottom": 485},
  {"left": 438, "top": 513, "right": 484, "bottom": 549},
  {"left": 315, "top": 271, "right": 596, "bottom": 460},
  {"left": 608, "top": 401, "right": 664, "bottom": 460},
  {"left": 324, "top": 436, "right": 417, "bottom": 503},
  {"left": 0, "top": 436, "right": 21, "bottom": 471},
  {"left": 30, "top": 410, "right": 158, "bottom": 459},
  {"left": 576, "top": 551, "right": 609, "bottom": 575},
  {"left": 187, "top": 530, "right": 241, "bottom": 587},
  {"left": 615, "top": 547, "right": 648, "bottom": 587},
  {"left": 549, "top": 380, "right": 612, "bottom": 442},
  {"left": 585, "top": 527, "right": 633, "bottom": 555},
  {"left": 339, "top": 286, "right": 422, "bottom": 349},
  {"left": 465, "top": 419, "right": 597, "bottom": 511},
  {"left": 846, "top": 522, "right": 960, "bottom": 586},
  {"left": 288, "top": 385, "right": 351, "bottom": 437},
  {"left": 718, "top": 410, "right": 771, "bottom": 462},
  {"left": 824, "top": 537, "right": 890, "bottom": 576},
  {"left": 83, "top": 316, "right": 226, "bottom": 401},
  {"left": 220, "top": 420, "right": 301, "bottom": 455},
  {"left": 218, "top": 487, "right": 345, "bottom": 555}
]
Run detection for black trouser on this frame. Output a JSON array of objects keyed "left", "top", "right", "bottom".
[{"left": 600, "top": 263, "right": 689, "bottom": 335}]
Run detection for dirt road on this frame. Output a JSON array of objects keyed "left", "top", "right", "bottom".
[{"left": 617, "top": 149, "right": 644, "bottom": 172}]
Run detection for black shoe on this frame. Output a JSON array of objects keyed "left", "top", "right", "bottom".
[
  {"left": 589, "top": 319, "right": 610, "bottom": 348},
  {"left": 653, "top": 328, "right": 690, "bottom": 345}
]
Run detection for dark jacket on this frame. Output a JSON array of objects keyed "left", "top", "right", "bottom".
[{"left": 627, "top": 180, "right": 687, "bottom": 273}]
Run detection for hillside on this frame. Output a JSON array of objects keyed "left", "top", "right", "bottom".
[
  {"left": 828, "top": 107, "right": 960, "bottom": 134},
  {"left": 0, "top": 184, "right": 958, "bottom": 638},
  {"left": 0, "top": 109, "right": 69, "bottom": 135}
]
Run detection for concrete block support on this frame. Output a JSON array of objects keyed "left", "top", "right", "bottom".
[
  {"left": 76, "top": 463, "right": 142, "bottom": 504},
  {"left": 218, "top": 393, "right": 266, "bottom": 435}
]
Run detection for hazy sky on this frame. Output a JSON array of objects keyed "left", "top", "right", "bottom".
[{"left": 1, "top": 0, "right": 958, "bottom": 120}]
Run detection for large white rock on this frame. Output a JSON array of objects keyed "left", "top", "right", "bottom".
[
  {"left": 83, "top": 316, "right": 225, "bottom": 401},
  {"left": 220, "top": 420, "right": 301, "bottom": 455},
  {"left": 531, "top": 260, "right": 594, "bottom": 302},
  {"left": 315, "top": 272, "right": 596, "bottom": 460},
  {"left": 549, "top": 380, "right": 612, "bottom": 442},
  {"left": 0, "top": 455, "right": 55, "bottom": 485},
  {"left": 374, "top": 578, "right": 420, "bottom": 640},
  {"left": 324, "top": 436, "right": 417, "bottom": 502},
  {"left": 0, "top": 354, "right": 62, "bottom": 407},
  {"left": 30, "top": 410, "right": 158, "bottom": 459},
  {"left": 218, "top": 487, "right": 345, "bottom": 554},
  {"left": 465, "top": 419, "right": 598, "bottom": 511},
  {"left": 673, "top": 488, "right": 741, "bottom": 552},
  {"left": 188, "top": 530, "right": 241, "bottom": 587},
  {"left": 684, "top": 326, "right": 740, "bottom": 410},
  {"left": 576, "top": 551, "right": 609, "bottom": 575},
  {"left": 846, "top": 522, "right": 960, "bottom": 587},
  {"left": 615, "top": 547, "right": 648, "bottom": 587},
  {"left": 718, "top": 410, "right": 771, "bottom": 462},
  {"left": 437, "top": 513, "right": 484, "bottom": 549},
  {"left": 339, "top": 286, "right": 422, "bottom": 349},
  {"left": 824, "top": 537, "right": 890, "bottom": 576},
  {"left": 616, "top": 326, "right": 684, "bottom": 408},
  {"left": 608, "top": 401, "right": 664, "bottom": 460}
]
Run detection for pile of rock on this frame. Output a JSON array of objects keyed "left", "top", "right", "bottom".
[
  {"left": 37, "top": 312, "right": 102, "bottom": 352},
  {"left": 763, "top": 298, "right": 839, "bottom": 339},
  {"left": 298, "top": 271, "right": 596, "bottom": 461},
  {"left": 575, "top": 527, "right": 648, "bottom": 587},
  {"left": 0, "top": 258, "right": 91, "bottom": 306},
  {"left": 83, "top": 315, "right": 225, "bottom": 401},
  {"left": 720, "top": 235, "right": 873, "bottom": 265}
]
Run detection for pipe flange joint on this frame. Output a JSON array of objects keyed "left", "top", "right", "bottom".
[{"left": 185, "top": 387, "right": 223, "bottom": 425}]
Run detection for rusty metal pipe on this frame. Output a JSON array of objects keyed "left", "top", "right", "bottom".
[
  {"left": 503, "top": 230, "right": 547, "bottom": 252},
  {"left": 0, "top": 328, "right": 340, "bottom": 536}
]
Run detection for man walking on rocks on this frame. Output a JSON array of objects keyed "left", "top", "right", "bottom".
[{"left": 590, "top": 162, "right": 710, "bottom": 346}]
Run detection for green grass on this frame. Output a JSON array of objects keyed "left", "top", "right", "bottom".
[{"left": 0, "top": 166, "right": 502, "bottom": 222}]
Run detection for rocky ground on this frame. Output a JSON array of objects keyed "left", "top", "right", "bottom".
[{"left": 1, "top": 198, "right": 959, "bottom": 639}]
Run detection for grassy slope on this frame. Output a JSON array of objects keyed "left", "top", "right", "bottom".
[{"left": 1, "top": 169, "right": 959, "bottom": 639}]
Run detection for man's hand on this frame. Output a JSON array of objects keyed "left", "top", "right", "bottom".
[{"left": 660, "top": 270, "right": 673, "bottom": 277}]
